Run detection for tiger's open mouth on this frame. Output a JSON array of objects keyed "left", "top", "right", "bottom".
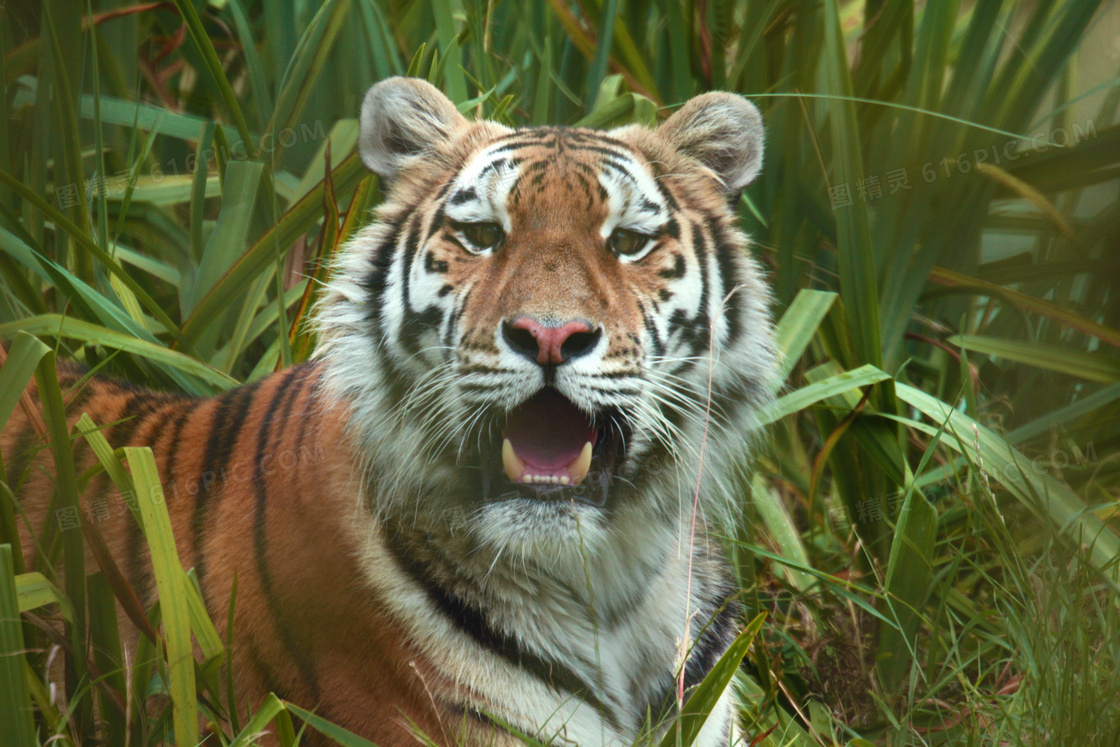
[{"left": 477, "top": 388, "right": 628, "bottom": 507}]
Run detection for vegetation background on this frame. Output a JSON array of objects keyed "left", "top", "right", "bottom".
[{"left": 1, "top": 0, "right": 1119, "bottom": 744}]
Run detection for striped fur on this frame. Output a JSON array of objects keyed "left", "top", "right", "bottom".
[{"left": 3, "top": 78, "right": 777, "bottom": 745}]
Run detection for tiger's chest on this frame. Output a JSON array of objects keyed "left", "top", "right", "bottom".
[{"left": 359, "top": 518, "right": 737, "bottom": 746}]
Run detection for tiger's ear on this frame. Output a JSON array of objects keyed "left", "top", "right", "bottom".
[
  {"left": 359, "top": 77, "right": 467, "bottom": 179},
  {"left": 656, "top": 92, "right": 764, "bottom": 193}
]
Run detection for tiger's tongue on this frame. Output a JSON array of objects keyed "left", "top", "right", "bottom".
[{"left": 502, "top": 389, "right": 597, "bottom": 483}]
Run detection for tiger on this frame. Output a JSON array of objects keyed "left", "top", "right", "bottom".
[{"left": 3, "top": 77, "right": 777, "bottom": 746}]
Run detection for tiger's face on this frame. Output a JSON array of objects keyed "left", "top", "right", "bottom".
[{"left": 318, "top": 79, "right": 776, "bottom": 556}]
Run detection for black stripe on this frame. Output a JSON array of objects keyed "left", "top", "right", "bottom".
[
  {"left": 426, "top": 203, "right": 446, "bottom": 242},
  {"left": 708, "top": 217, "right": 744, "bottom": 349},
  {"left": 639, "top": 302, "right": 665, "bottom": 358},
  {"left": 665, "top": 222, "right": 711, "bottom": 358},
  {"left": 398, "top": 213, "right": 446, "bottom": 360},
  {"left": 62, "top": 378, "right": 94, "bottom": 414},
  {"left": 692, "top": 221, "right": 711, "bottom": 330},
  {"left": 192, "top": 381, "right": 262, "bottom": 589},
  {"left": 360, "top": 221, "right": 410, "bottom": 411},
  {"left": 449, "top": 187, "right": 477, "bottom": 205},
  {"left": 247, "top": 639, "right": 291, "bottom": 701},
  {"left": 384, "top": 529, "right": 623, "bottom": 731},
  {"left": 396, "top": 213, "right": 421, "bottom": 328},
  {"left": 442, "top": 286, "right": 471, "bottom": 351},
  {"left": 682, "top": 582, "right": 739, "bottom": 692},
  {"left": 598, "top": 157, "right": 641, "bottom": 181},
  {"left": 253, "top": 369, "right": 320, "bottom": 698},
  {"left": 360, "top": 219, "right": 406, "bottom": 328},
  {"left": 658, "top": 252, "right": 686, "bottom": 280},
  {"left": 648, "top": 163, "right": 680, "bottom": 212},
  {"left": 113, "top": 393, "right": 173, "bottom": 448}
]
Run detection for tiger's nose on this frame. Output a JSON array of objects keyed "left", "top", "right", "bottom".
[{"left": 501, "top": 317, "right": 602, "bottom": 366}]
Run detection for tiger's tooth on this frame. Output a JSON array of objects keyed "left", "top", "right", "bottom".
[
  {"left": 569, "top": 441, "right": 593, "bottom": 484},
  {"left": 503, "top": 439, "right": 526, "bottom": 483}
]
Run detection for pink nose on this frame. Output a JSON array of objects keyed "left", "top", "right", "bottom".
[{"left": 504, "top": 317, "right": 598, "bottom": 365}]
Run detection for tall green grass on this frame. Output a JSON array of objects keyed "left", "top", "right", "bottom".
[{"left": 2, "top": 0, "right": 1119, "bottom": 744}]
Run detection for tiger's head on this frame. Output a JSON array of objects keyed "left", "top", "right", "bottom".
[{"left": 317, "top": 78, "right": 776, "bottom": 558}]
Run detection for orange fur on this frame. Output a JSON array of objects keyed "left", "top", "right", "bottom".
[{"left": 3, "top": 363, "right": 477, "bottom": 745}]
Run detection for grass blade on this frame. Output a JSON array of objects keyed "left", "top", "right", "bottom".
[
  {"left": 772, "top": 289, "right": 838, "bottom": 384},
  {"left": 126, "top": 446, "right": 199, "bottom": 747},
  {"left": 0, "top": 545, "right": 37, "bottom": 747},
  {"left": 950, "top": 334, "right": 1120, "bottom": 384},
  {"left": 659, "top": 612, "right": 767, "bottom": 747},
  {"left": 170, "top": 0, "right": 254, "bottom": 151},
  {"left": 761, "top": 364, "right": 892, "bottom": 426},
  {"left": 0, "top": 315, "right": 237, "bottom": 390},
  {"left": 178, "top": 151, "right": 366, "bottom": 341},
  {"left": 895, "top": 383, "right": 1120, "bottom": 583},
  {"left": 285, "top": 701, "right": 382, "bottom": 747},
  {"left": 14, "top": 571, "right": 72, "bottom": 618},
  {"left": 821, "top": 0, "right": 881, "bottom": 369}
]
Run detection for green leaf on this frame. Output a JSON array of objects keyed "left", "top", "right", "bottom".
[
  {"left": 761, "top": 364, "right": 892, "bottom": 426},
  {"left": 0, "top": 332, "right": 48, "bottom": 433},
  {"left": 659, "top": 612, "right": 767, "bottom": 747},
  {"left": 0, "top": 545, "right": 37, "bottom": 747},
  {"left": 184, "top": 160, "right": 266, "bottom": 316},
  {"left": 285, "top": 701, "right": 382, "bottom": 747},
  {"left": 34, "top": 339, "right": 92, "bottom": 732},
  {"left": 15, "top": 570, "right": 73, "bottom": 620},
  {"left": 821, "top": 0, "right": 881, "bottom": 368},
  {"left": 750, "top": 474, "right": 814, "bottom": 591},
  {"left": 950, "top": 334, "right": 1120, "bottom": 383},
  {"left": 270, "top": 0, "right": 353, "bottom": 138},
  {"left": 0, "top": 316, "right": 237, "bottom": 391},
  {"left": 184, "top": 569, "right": 225, "bottom": 665},
  {"left": 88, "top": 572, "right": 127, "bottom": 745},
  {"left": 586, "top": 0, "right": 620, "bottom": 109},
  {"left": 930, "top": 266, "right": 1120, "bottom": 350},
  {"left": 0, "top": 168, "right": 198, "bottom": 355},
  {"left": 126, "top": 446, "right": 199, "bottom": 747},
  {"left": 772, "top": 289, "right": 838, "bottom": 384},
  {"left": 230, "top": 692, "right": 287, "bottom": 747},
  {"left": 877, "top": 488, "right": 938, "bottom": 692},
  {"left": 170, "top": 0, "right": 254, "bottom": 151},
  {"left": 895, "top": 383, "right": 1120, "bottom": 584},
  {"left": 179, "top": 151, "right": 366, "bottom": 341},
  {"left": 225, "top": 0, "right": 274, "bottom": 128}
]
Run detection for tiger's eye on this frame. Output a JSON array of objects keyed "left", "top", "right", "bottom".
[
  {"left": 461, "top": 222, "right": 504, "bottom": 250},
  {"left": 609, "top": 228, "right": 650, "bottom": 256}
]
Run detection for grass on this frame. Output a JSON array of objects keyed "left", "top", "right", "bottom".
[{"left": 2, "top": 0, "right": 1119, "bottom": 744}]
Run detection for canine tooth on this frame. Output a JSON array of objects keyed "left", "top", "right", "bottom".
[
  {"left": 569, "top": 442, "right": 593, "bottom": 484},
  {"left": 560, "top": 475, "right": 570, "bottom": 485},
  {"left": 503, "top": 439, "right": 526, "bottom": 482}
]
